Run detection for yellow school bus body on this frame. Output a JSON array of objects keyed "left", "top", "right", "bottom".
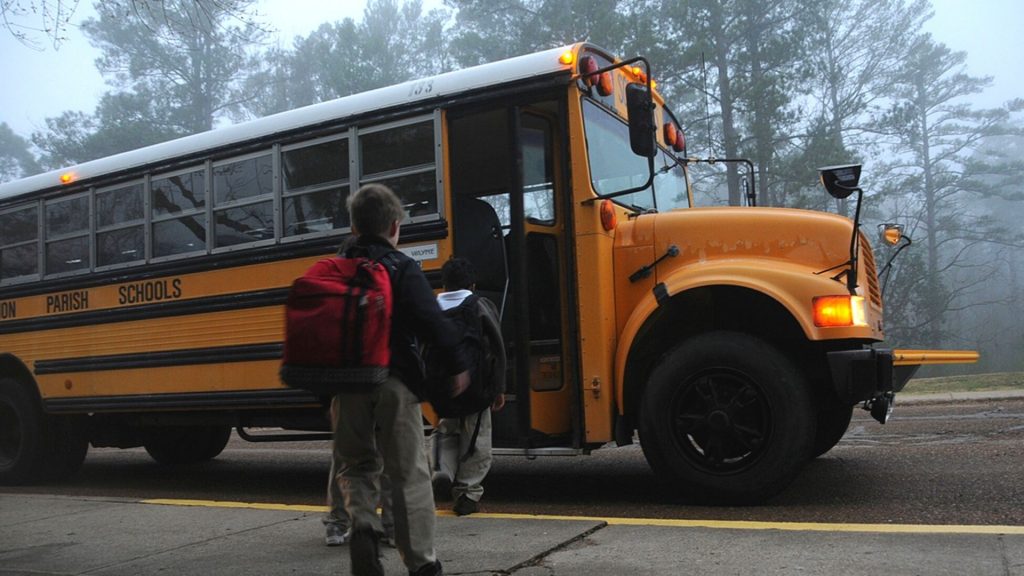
[{"left": 0, "top": 42, "right": 976, "bottom": 501}]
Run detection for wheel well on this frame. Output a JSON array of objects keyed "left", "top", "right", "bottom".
[
  {"left": 0, "top": 354, "right": 39, "bottom": 403},
  {"left": 621, "top": 285, "right": 822, "bottom": 423}
]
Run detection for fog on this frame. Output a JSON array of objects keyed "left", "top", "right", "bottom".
[{"left": 1, "top": 0, "right": 1021, "bottom": 135}]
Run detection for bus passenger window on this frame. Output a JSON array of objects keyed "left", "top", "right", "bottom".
[
  {"left": 153, "top": 215, "right": 206, "bottom": 258},
  {"left": 213, "top": 153, "right": 274, "bottom": 248},
  {"left": 282, "top": 137, "right": 350, "bottom": 236},
  {"left": 152, "top": 168, "right": 207, "bottom": 258},
  {"left": 359, "top": 119, "right": 438, "bottom": 220},
  {"left": 0, "top": 205, "right": 39, "bottom": 281},
  {"left": 45, "top": 194, "right": 90, "bottom": 275},
  {"left": 97, "top": 183, "right": 144, "bottom": 267},
  {"left": 153, "top": 170, "right": 206, "bottom": 216}
]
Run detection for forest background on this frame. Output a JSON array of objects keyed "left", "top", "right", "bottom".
[{"left": 1, "top": 0, "right": 1021, "bottom": 376}]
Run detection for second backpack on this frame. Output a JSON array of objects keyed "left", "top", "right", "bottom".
[{"left": 424, "top": 294, "right": 502, "bottom": 418}]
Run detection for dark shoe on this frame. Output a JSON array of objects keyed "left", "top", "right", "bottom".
[
  {"left": 453, "top": 495, "right": 478, "bottom": 516},
  {"left": 350, "top": 528, "right": 384, "bottom": 576},
  {"left": 409, "top": 560, "right": 443, "bottom": 576}
]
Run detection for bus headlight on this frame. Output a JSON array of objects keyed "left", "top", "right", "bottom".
[{"left": 813, "top": 295, "right": 867, "bottom": 327}]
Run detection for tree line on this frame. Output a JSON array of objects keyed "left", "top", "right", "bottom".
[{"left": 1, "top": 0, "right": 1022, "bottom": 371}]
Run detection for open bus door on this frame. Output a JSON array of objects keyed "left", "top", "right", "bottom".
[{"left": 447, "top": 99, "right": 578, "bottom": 454}]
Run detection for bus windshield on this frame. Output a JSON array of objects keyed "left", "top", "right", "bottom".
[{"left": 582, "top": 99, "right": 689, "bottom": 212}]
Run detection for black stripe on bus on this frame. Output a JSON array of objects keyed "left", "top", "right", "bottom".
[
  {"left": 0, "top": 288, "right": 289, "bottom": 335},
  {"left": 43, "top": 388, "right": 320, "bottom": 414},
  {"left": 34, "top": 342, "right": 283, "bottom": 375}
]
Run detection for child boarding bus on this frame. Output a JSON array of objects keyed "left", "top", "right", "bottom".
[{"left": 0, "top": 43, "right": 977, "bottom": 503}]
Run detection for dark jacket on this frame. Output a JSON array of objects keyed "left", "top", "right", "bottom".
[{"left": 344, "top": 235, "right": 468, "bottom": 398}]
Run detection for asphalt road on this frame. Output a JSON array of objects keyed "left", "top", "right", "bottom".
[{"left": 5, "top": 397, "right": 1023, "bottom": 527}]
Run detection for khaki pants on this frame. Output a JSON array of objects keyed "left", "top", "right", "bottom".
[
  {"left": 326, "top": 398, "right": 393, "bottom": 535},
  {"left": 332, "top": 376, "right": 437, "bottom": 571},
  {"left": 430, "top": 409, "right": 493, "bottom": 503}
]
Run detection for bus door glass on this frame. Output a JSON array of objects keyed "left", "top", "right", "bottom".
[{"left": 447, "top": 101, "right": 572, "bottom": 448}]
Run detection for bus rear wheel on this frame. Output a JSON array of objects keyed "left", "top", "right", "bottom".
[
  {"left": 639, "top": 331, "right": 815, "bottom": 504},
  {"left": 143, "top": 425, "right": 232, "bottom": 465},
  {"left": 0, "top": 377, "right": 89, "bottom": 485}
]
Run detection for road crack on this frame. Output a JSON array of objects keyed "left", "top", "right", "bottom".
[{"left": 496, "top": 521, "right": 609, "bottom": 575}]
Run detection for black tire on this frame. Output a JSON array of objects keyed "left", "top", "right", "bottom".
[
  {"left": 40, "top": 415, "right": 90, "bottom": 481},
  {"left": 811, "top": 402, "right": 855, "bottom": 458},
  {"left": 143, "top": 425, "right": 232, "bottom": 465},
  {"left": 638, "top": 331, "right": 816, "bottom": 504},
  {"left": 0, "top": 377, "right": 89, "bottom": 485}
]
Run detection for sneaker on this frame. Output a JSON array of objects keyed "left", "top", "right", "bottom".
[
  {"left": 409, "top": 559, "right": 443, "bottom": 576},
  {"left": 453, "top": 495, "right": 479, "bottom": 516},
  {"left": 350, "top": 528, "right": 384, "bottom": 576},
  {"left": 325, "top": 523, "right": 351, "bottom": 547},
  {"left": 431, "top": 470, "right": 453, "bottom": 502}
]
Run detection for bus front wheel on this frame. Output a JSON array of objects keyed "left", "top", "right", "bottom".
[
  {"left": 143, "top": 425, "right": 232, "bottom": 465},
  {"left": 639, "top": 331, "right": 815, "bottom": 504},
  {"left": 0, "top": 377, "right": 89, "bottom": 485},
  {"left": 812, "top": 401, "right": 855, "bottom": 458}
]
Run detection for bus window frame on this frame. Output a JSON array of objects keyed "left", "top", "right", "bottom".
[
  {"left": 355, "top": 112, "right": 443, "bottom": 226},
  {"left": 149, "top": 163, "right": 210, "bottom": 263},
  {"left": 210, "top": 148, "right": 278, "bottom": 254},
  {"left": 280, "top": 131, "right": 353, "bottom": 244},
  {"left": 0, "top": 200, "right": 42, "bottom": 285},
  {"left": 94, "top": 178, "right": 147, "bottom": 272},
  {"left": 43, "top": 190, "right": 93, "bottom": 279}
]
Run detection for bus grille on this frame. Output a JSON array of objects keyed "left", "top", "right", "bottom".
[{"left": 859, "top": 234, "right": 882, "bottom": 308}]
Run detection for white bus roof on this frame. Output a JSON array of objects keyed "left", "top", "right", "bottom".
[{"left": 0, "top": 43, "right": 584, "bottom": 203}]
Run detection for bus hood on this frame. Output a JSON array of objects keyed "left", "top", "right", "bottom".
[
  {"left": 649, "top": 206, "right": 856, "bottom": 273},
  {"left": 614, "top": 206, "right": 884, "bottom": 331}
]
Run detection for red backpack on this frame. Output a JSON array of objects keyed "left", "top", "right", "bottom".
[{"left": 279, "top": 254, "right": 394, "bottom": 395}]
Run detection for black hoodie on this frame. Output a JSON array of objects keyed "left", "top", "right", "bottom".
[{"left": 343, "top": 235, "right": 468, "bottom": 399}]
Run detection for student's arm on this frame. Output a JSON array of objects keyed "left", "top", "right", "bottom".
[{"left": 394, "top": 260, "right": 469, "bottom": 377}]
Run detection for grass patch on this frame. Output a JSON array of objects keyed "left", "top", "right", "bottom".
[{"left": 902, "top": 372, "right": 1024, "bottom": 395}]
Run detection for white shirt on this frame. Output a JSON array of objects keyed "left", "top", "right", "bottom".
[{"left": 436, "top": 289, "right": 473, "bottom": 311}]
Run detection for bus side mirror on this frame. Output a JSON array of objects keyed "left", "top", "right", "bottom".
[
  {"left": 627, "top": 83, "right": 656, "bottom": 158},
  {"left": 819, "top": 164, "right": 862, "bottom": 199}
]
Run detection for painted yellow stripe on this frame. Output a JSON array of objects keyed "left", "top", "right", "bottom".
[
  {"left": 141, "top": 499, "right": 1024, "bottom": 535},
  {"left": 144, "top": 499, "right": 325, "bottom": 513}
]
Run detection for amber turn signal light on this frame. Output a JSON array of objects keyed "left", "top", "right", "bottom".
[{"left": 813, "top": 295, "right": 866, "bottom": 327}]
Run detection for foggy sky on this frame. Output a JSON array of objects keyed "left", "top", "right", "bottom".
[{"left": 1, "top": 0, "right": 1021, "bottom": 138}]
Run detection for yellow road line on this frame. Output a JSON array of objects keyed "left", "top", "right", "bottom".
[
  {"left": 144, "top": 499, "right": 324, "bottom": 513},
  {"left": 141, "top": 499, "right": 1024, "bottom": 535}
]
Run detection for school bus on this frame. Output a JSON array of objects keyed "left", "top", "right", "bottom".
[{"left": 0, "top": 43, "right": 976, "bottom": 502}]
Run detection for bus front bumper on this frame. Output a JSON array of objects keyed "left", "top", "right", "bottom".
[{"left": 827, "top": 348, "right": 979, "bottom": 424}]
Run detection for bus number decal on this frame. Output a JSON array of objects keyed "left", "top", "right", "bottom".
[
  {"left": 0, "top": 300, "right": 15, "bottom": 319},
  {"left": 118, "top": 279, "right": 183, "bottom": 305},
  {"left": 47, "top": 291, "right": 90, "bottom": 314},
  {"left": 408, "top": 80, "right": 433, "bottom": 98}
]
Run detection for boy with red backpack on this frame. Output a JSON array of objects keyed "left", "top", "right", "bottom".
[{"left": 286, "top": 183, "right": 469, "bottom": 576}]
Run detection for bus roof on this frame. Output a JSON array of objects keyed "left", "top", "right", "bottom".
[{"left": 0, "top": 43, "right": 586, "bottom": 204}]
